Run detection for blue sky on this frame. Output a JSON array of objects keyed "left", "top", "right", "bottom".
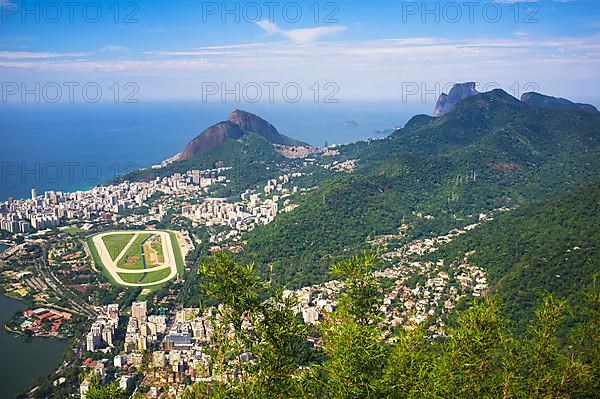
[{"left": 1, "top": 0, "right": 600, "bottom": 105}]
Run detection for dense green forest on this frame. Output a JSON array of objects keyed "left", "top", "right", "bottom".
[
  {"left": 86, "top": 254, "right": 599, "bottom": 399},
  {"left": 433, "top": 181, "right": 600, "bottom": 332},
  {"left": 242, "top": 90, "right": 600, "bottom": 287}
]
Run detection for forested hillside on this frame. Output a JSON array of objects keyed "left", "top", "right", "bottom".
[
  {"left": 433, "top": 181, "right": 600, "bottom": 331},
  {"left": 118, "top": 133, "right": 295, "bottom": 196},
  {"left": 243, "top": 90, "right": 600, "bottom": 287}
]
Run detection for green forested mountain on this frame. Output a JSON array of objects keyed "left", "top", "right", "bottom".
[
  {"left": 433, "top": 181, "right": 600, "bottom": 331},
  {"left": 521, "top": 91, "right": 599, "bottom": 114},
  {"left": 243, "top": 90, "right": 600, "bottom": 287},
  {"left": 119, "top": 133, "right": 296, "bottom": 196}
]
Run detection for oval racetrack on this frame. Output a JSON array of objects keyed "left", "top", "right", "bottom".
[{"left": 91, "top": 230, "right": 179, "bottom": 287}]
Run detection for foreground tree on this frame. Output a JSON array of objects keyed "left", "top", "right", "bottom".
[
  {"left": 85, "top": 379, "right": 124, "bottom": 399},
  {"left": 316, "top": 253, "right": 388, "bottom": 399},
  {"left": 177, "top": 253, "right": 599, "bottom": 399},
  {"left": 186, "top": 253, "right": 309, "bottom": 398}
]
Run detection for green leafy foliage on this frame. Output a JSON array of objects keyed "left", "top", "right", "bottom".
[
  {"left": 243, "top": 91, "right": 600, "bottom": 288},
  {"left": 190, "top": 253, "right": 311, "bottom": 399},
  {"left": 85, "top": 379, "right": 125, "bottom": 399},
  {"left": 434, "top": 181, "right": 600, "bottom": 331},
  {"left": 180, "top": 254, "right": 599, "bottom": 399}
]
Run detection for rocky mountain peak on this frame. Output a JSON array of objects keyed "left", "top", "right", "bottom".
[
  {"left": 227, "top": 109, "right": 281, "bottom": 143},
  {"left": 433, "top": 82, "right": 479, "bottom": 117},
  {"left": 178, "top": 110, "right": 307, "bottom": 161},
  {"left": 179, "top": 121, "right": 244, "bottom": 161}
]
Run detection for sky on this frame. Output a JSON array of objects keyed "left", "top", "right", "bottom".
[{"left": 1, "top": 0, "right": 600, "bottom": 106}]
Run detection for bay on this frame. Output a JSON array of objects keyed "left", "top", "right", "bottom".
[{"left": 0, "top": 101, "right": 422, "bottom": 201}]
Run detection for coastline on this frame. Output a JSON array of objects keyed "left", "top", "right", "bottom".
[
  {"left": 4, "top": 321, "right": 24, "bottom": 336},
  {"left": 0, "top": 293, "right": 70, "bottom": 339},
  {"left": 0, "top": 294, "right": 70, "bottom": 398},
  {"left": 1, "top": 182, "right": 96, "bottom": 204}
]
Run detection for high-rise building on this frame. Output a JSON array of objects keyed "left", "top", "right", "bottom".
[
  {"left": 91, "top": 322, "right": 102, "bottom": 337},
  {"left": 102, "top": 327, "right": 114, "bottom": 346},
  {"left": 137, "top": 335, "right": 147, "bottom": 351},
  {"left": 31, "top": 188, "right": 37, "bottom": 200},
  {"left": 19, "top": 221, "right": 31, "bottom": 233},
  {"left": 114, "top": 354, "right": 126, "bottom": 368},
  {"left": 131, "top": 301, "right": 147, "bottom": 321},
  {"left": 86, "top": 332, "right": 100, "bottom": 352},
  {"left": 107, "top": 304, "right": 119, "bottom": 322}
]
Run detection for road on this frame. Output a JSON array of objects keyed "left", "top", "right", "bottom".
[{"left": 35, "top": 244, "right": 97, "bottom": 318}]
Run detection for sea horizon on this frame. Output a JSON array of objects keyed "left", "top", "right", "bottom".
[{"left": 0, "top": 101, "right": 425, "bottom": 202}]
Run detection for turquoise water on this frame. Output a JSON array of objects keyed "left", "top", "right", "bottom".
[{"left": 0, "top": 295, "right": 68, "bottom": 398}]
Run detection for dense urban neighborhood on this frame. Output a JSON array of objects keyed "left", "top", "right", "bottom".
[
  {"left": 0, "top": 146, "right": 503, "bottom": 398},
  {"left": 1, "top": 84, "right": 599, "bottom": 398}
]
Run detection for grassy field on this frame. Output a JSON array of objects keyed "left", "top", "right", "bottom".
[
  {"left": 86, "top": 236, "right": 118, "bottom": 286},
  {"left": 101, "top": 233, "right": 135, "bottom": 261},
  {"left": 168, "top": 231, "right": 185, "bottom": 275},
  {"left": 63, "top": 227, "right": 83, "bottom": 236},
  {"left": 117, "top": 233, "right": 152, "bottom": 270},
  {"left": 117, "top": 267, "right": 172, "bottom": 284}
]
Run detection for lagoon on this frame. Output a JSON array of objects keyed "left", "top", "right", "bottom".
[{"left": 0, "top": 295, "right": 68, "bottom": 398}]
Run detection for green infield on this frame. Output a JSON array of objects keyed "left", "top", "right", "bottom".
[
  {"left": 117, "top": 233, "right": 152, "bottom": 270},
  {"left": 101, "top": 233, "right": 135, "bottom": 261},
  {"left": 117, "top": 267, "right": 172, "bottom": 284}
]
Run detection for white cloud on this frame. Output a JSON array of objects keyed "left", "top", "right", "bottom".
[
  {"left": 0, "top": 50, "right": 95, "bottom": 60},
  {"left": 256, "top": 20, "right": 347, "bottom": 45},
  {"left": 2, "top": 35, "right": 599, "bottom": 103},
  {"left": 0, "top": 46, "right": 127, "bottom": 60}
]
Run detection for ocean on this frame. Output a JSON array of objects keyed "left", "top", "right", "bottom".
[{"left": 0, "top": 101, "right": 425, "bottom": 201}]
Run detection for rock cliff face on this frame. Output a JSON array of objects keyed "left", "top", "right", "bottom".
[
  {"left": 180, "top": 121, "right": 244, "bottom": 161},
  {"left": 179, "top": 110, "right": 307, "bottom": 160},
  {"left": 521, "top": 92, "right": 599, "bottom": 113},
  {"left": 433, "top": 82, "right": 479, "bottom": 117},
  {"left": 228, "top": 110, "right": 289, "bottom": 145}
]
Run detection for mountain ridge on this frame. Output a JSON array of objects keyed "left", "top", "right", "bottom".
[
  {"left": 521, "top": 91, "right": 599, "bottom": 113},
  {"left": 433, "top": 83, "right": 599, "bottom": 118},
  {"left": 242, "top": 87, "right": 600, "bottom": 288},
  {"left": 179, "top": 109, "right": 308, "bottom": 161}
]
